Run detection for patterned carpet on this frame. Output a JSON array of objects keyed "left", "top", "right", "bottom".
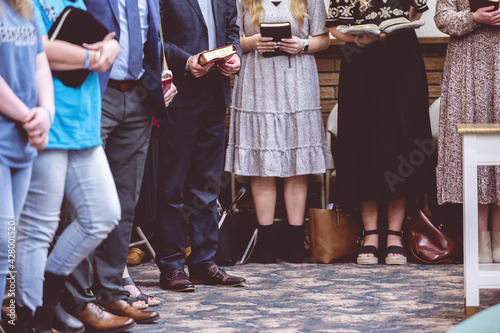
[{"left": 128, "top": 261, "right": 500, "bottom": 333}]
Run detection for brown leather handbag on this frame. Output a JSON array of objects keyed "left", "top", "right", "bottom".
[
  {"left": 405, "top": 209, "right": 463, "bottom": 264},
  {"left": 309, "top": 206, "right": 362, "bottom": 263}
]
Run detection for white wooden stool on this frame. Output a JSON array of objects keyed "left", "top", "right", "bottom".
[
  {"left": 129, "top": 226, "right": 155, "bottom": 259},
  {"left": 457, "top": 124, "right": 500, "bottom": 317}
]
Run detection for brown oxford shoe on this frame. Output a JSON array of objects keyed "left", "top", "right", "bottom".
[
  {"left": 189, "top": 264, "right": 246, "bottom": 287},
  {"left": 103, "top": 300, "right": 159, "bottom": 324},
  {"left": 159, "top": 268, "right": 195, "bottom": 292},
  {"left": 73, "top": 302, "right": 135, "bottom": 333}
]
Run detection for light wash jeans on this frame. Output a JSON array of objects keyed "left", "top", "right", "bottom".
[
  {"left": 16, "top": 146, "right": 120, "bottom": 312},
  {"left": 0, "top": 163, "right": 32, "bottom": 306}
]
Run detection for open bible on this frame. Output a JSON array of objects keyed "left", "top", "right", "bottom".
[
  {"left": 337, "top": 17, "right": 425, "bottom": 36},
  {"left": 198, "top": 44, "right": 238, "bottom": 65}
]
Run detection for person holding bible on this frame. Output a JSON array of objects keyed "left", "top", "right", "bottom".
[
  {"left": 224, "top": 0, "right": 333, "bottom": 264},
  {"left": 435, "top": 0, "right": 500, "bottom": 263},
  {"left": 327, "top": 0, "right": 434, "bottom": 265},
  {"left": 14, "top": 0, "right": 128, "bottom": 332},
  {"left": 153, "top": 0, "right": 246, "bottom": 292}
]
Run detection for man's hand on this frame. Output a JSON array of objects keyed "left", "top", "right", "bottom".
[
  {"left": 164, "top": 83, "right": 177, "bottom": 107},
  {"left": 23, "top": 107, "right": 51, "bottom": 139},
  {"left": 188, "top": 53, "right": 215, "bottom": 78},
  {"left": 84, "top": 32, "right": 121, "bottom": 72},
  {"left": 473, "top": 6, "right": 500, "bottom": 25},
  {"left": 217, "top": 54, "right": 240, "bottom": 76}
]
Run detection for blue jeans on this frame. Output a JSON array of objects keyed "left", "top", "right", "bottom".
[
  {"left": 0, "top": 163, "right": 32, "bottom": 305},
  {"left": 16, "top": 146, "right": 120, "bottom": 312}
]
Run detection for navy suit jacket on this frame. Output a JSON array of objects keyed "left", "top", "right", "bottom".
[
  {"left": 160, "top": 0, "right": 242, "bottom": 108},
  {"left": 84, "top": 0, "right": 167, "bottom": 122}
]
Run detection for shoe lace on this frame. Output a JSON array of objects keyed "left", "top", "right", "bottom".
[
  {"left": 169, "top": 268, "right": 187, "bottom": 279},
  {"left": 208, "top": 265, "right": 225, "bottom": 277},
  {"left": 93, "top": 303, "right": 105, "bottom": 315}
]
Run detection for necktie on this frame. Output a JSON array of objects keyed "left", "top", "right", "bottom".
[{"left": 126, "top": 0, "right": 143, "bottom": 79}]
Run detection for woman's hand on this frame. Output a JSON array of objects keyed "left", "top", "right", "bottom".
[
  {"left": 356, "top": 33, "right": 382, "bottom": 46},
  {"left": 278, "top": 36, "right": 305, "bottom": 55},
  {"left": 249, "top": 34, "right": 277, "bottom": 53},
  {"left": 473, "top": 6, "right": 500, "bottom": 25},
  {"left": 164, "top": 82, "right": 177, "bottom": 107},
  {"left": 28, "top": 132, "right": 49, "bottom": 151},
  {"left": 23, "top": 107, "right": 52, "bottom": 139},
  {"left": 84, "top": 32, "right": 121, "bottom": 72}
]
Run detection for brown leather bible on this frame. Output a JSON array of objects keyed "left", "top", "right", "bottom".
[
  {"left": 198, "top": 44, "right": 238, "bottom": 65},
  {"left": 469, "top": 0, "right": 499, "bottom": 11},
  {"left": 259, "top": 22, "right": 292, "bottom": 57}
]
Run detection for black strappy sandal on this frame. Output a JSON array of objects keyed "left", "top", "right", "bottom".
[
  {"left": 385, "top": 230, "right": 407, "bottom": 265},
  {"left": 357, "top": 230, "right": 379, "bottom": 265},
  {"left": 123, "top": 277, "right": 160, "bottom": 307}
]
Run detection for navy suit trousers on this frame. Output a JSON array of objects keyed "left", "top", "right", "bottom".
[{"left": 154, "top": 73, "right": 226, "bottom": 272}]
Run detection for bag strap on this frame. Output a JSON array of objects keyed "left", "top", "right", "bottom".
[{"left": 158, "top": 10, "right": 165, "bottom": 72}]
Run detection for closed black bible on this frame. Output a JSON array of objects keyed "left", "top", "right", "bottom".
[
  {"left": 259, "top": 22, "right": 292, "bottom": 58},
  {"left": 48, "top": 6, "right": 109, "bottom": 87}
]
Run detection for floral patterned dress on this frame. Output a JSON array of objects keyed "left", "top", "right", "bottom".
[
  {"left": 435, "top": 0, "right": 500, "bottom": 204},
  {"left": 224, "top": 0, "right": 334, "bottom": 177},
  {"left": 326, "top": 0, "right": 434, "bottom": 205}
]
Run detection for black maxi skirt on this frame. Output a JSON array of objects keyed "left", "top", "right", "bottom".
[{"left": 334, "top": 30, "right": 434, "bottom": 205}]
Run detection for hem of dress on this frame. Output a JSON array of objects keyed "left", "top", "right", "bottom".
[
  {"left": 223, "top": 168, "right": 333, "bottom": 178},
  {"left": 231, "top": 106, "right": 322, "bottom": 115}
]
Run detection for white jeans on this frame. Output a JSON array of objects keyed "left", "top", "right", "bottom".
[{"left": 16, "top": 146, "right": 120, "bottom": 312}]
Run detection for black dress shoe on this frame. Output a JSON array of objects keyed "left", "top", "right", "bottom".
[
  {"left": 189, "top": 265, "right": 246, "bottom": 286},
  {"left": 53, "top": 304, "right": 85, "bottom": 333},
  {"left": 159, "top": 269, "right": 195, "bottom": 292}
]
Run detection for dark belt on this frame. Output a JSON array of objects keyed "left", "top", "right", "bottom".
[{"left": 107, "top": 78, "right": 142, "bottom": 92}]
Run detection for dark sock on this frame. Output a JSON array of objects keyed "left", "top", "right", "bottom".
[
  {"left": 287, "top": 224, "right": 306, "bottom": 263},
  {"left": 256, "top": 224, "right": 277, "bottom": 264}
]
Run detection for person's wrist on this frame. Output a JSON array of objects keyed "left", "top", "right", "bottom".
[
  {"left": 301, "top": 39, "right": 309, "bottom": 53},
  {"left": 84, "top": 49, "right": 90, "bottom": 69},
  {"left": 39, "top": 105, "right": 54, "bottom": 125}
]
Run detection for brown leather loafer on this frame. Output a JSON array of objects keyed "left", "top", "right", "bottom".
[
  {"left": 189, "top": 264, "right": 246, "bottom": 287},
  {"left": 103, "top": 300, "right": 159, "bottom": 324},
  {"left": 73, "top": 302, "right": 135, "bottom": 333},
  {"left": 159, "top": 269, "right": 195, "bottom": 292},
  {"left": 127, "top": 248, "right": 146, "bottom": 266}
]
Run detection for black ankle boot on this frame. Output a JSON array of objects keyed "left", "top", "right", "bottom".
[
  {"left": 31, "top": 272, "right": 67, "bottom": 333},
  {"left": 256, "top": 224, "right": 277, "bottom": 264},
  {"left": 287, "top": 225, "right": 306, "bottom": 263},
  {"left": 3, "top": 306, "right": 33, "bottom": 333},
  {"left": 52, "top": 304, "right": 84, "bottom": 333}
]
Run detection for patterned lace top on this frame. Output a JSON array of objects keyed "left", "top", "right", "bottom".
[{"left": 326, "top": 0, "right": 428, "bottom": 26}]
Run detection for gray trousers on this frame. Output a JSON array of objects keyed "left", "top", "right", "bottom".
[{"left": 62, "top": 85, "right": 153, "bottom": 308}]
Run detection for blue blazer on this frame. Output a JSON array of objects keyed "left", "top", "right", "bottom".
[
  {"left": 160, "top": 0, "right": 242, "bottom": 108},
  {"left": 84, "top": 0, "right": 167, "bottom": 122}
]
